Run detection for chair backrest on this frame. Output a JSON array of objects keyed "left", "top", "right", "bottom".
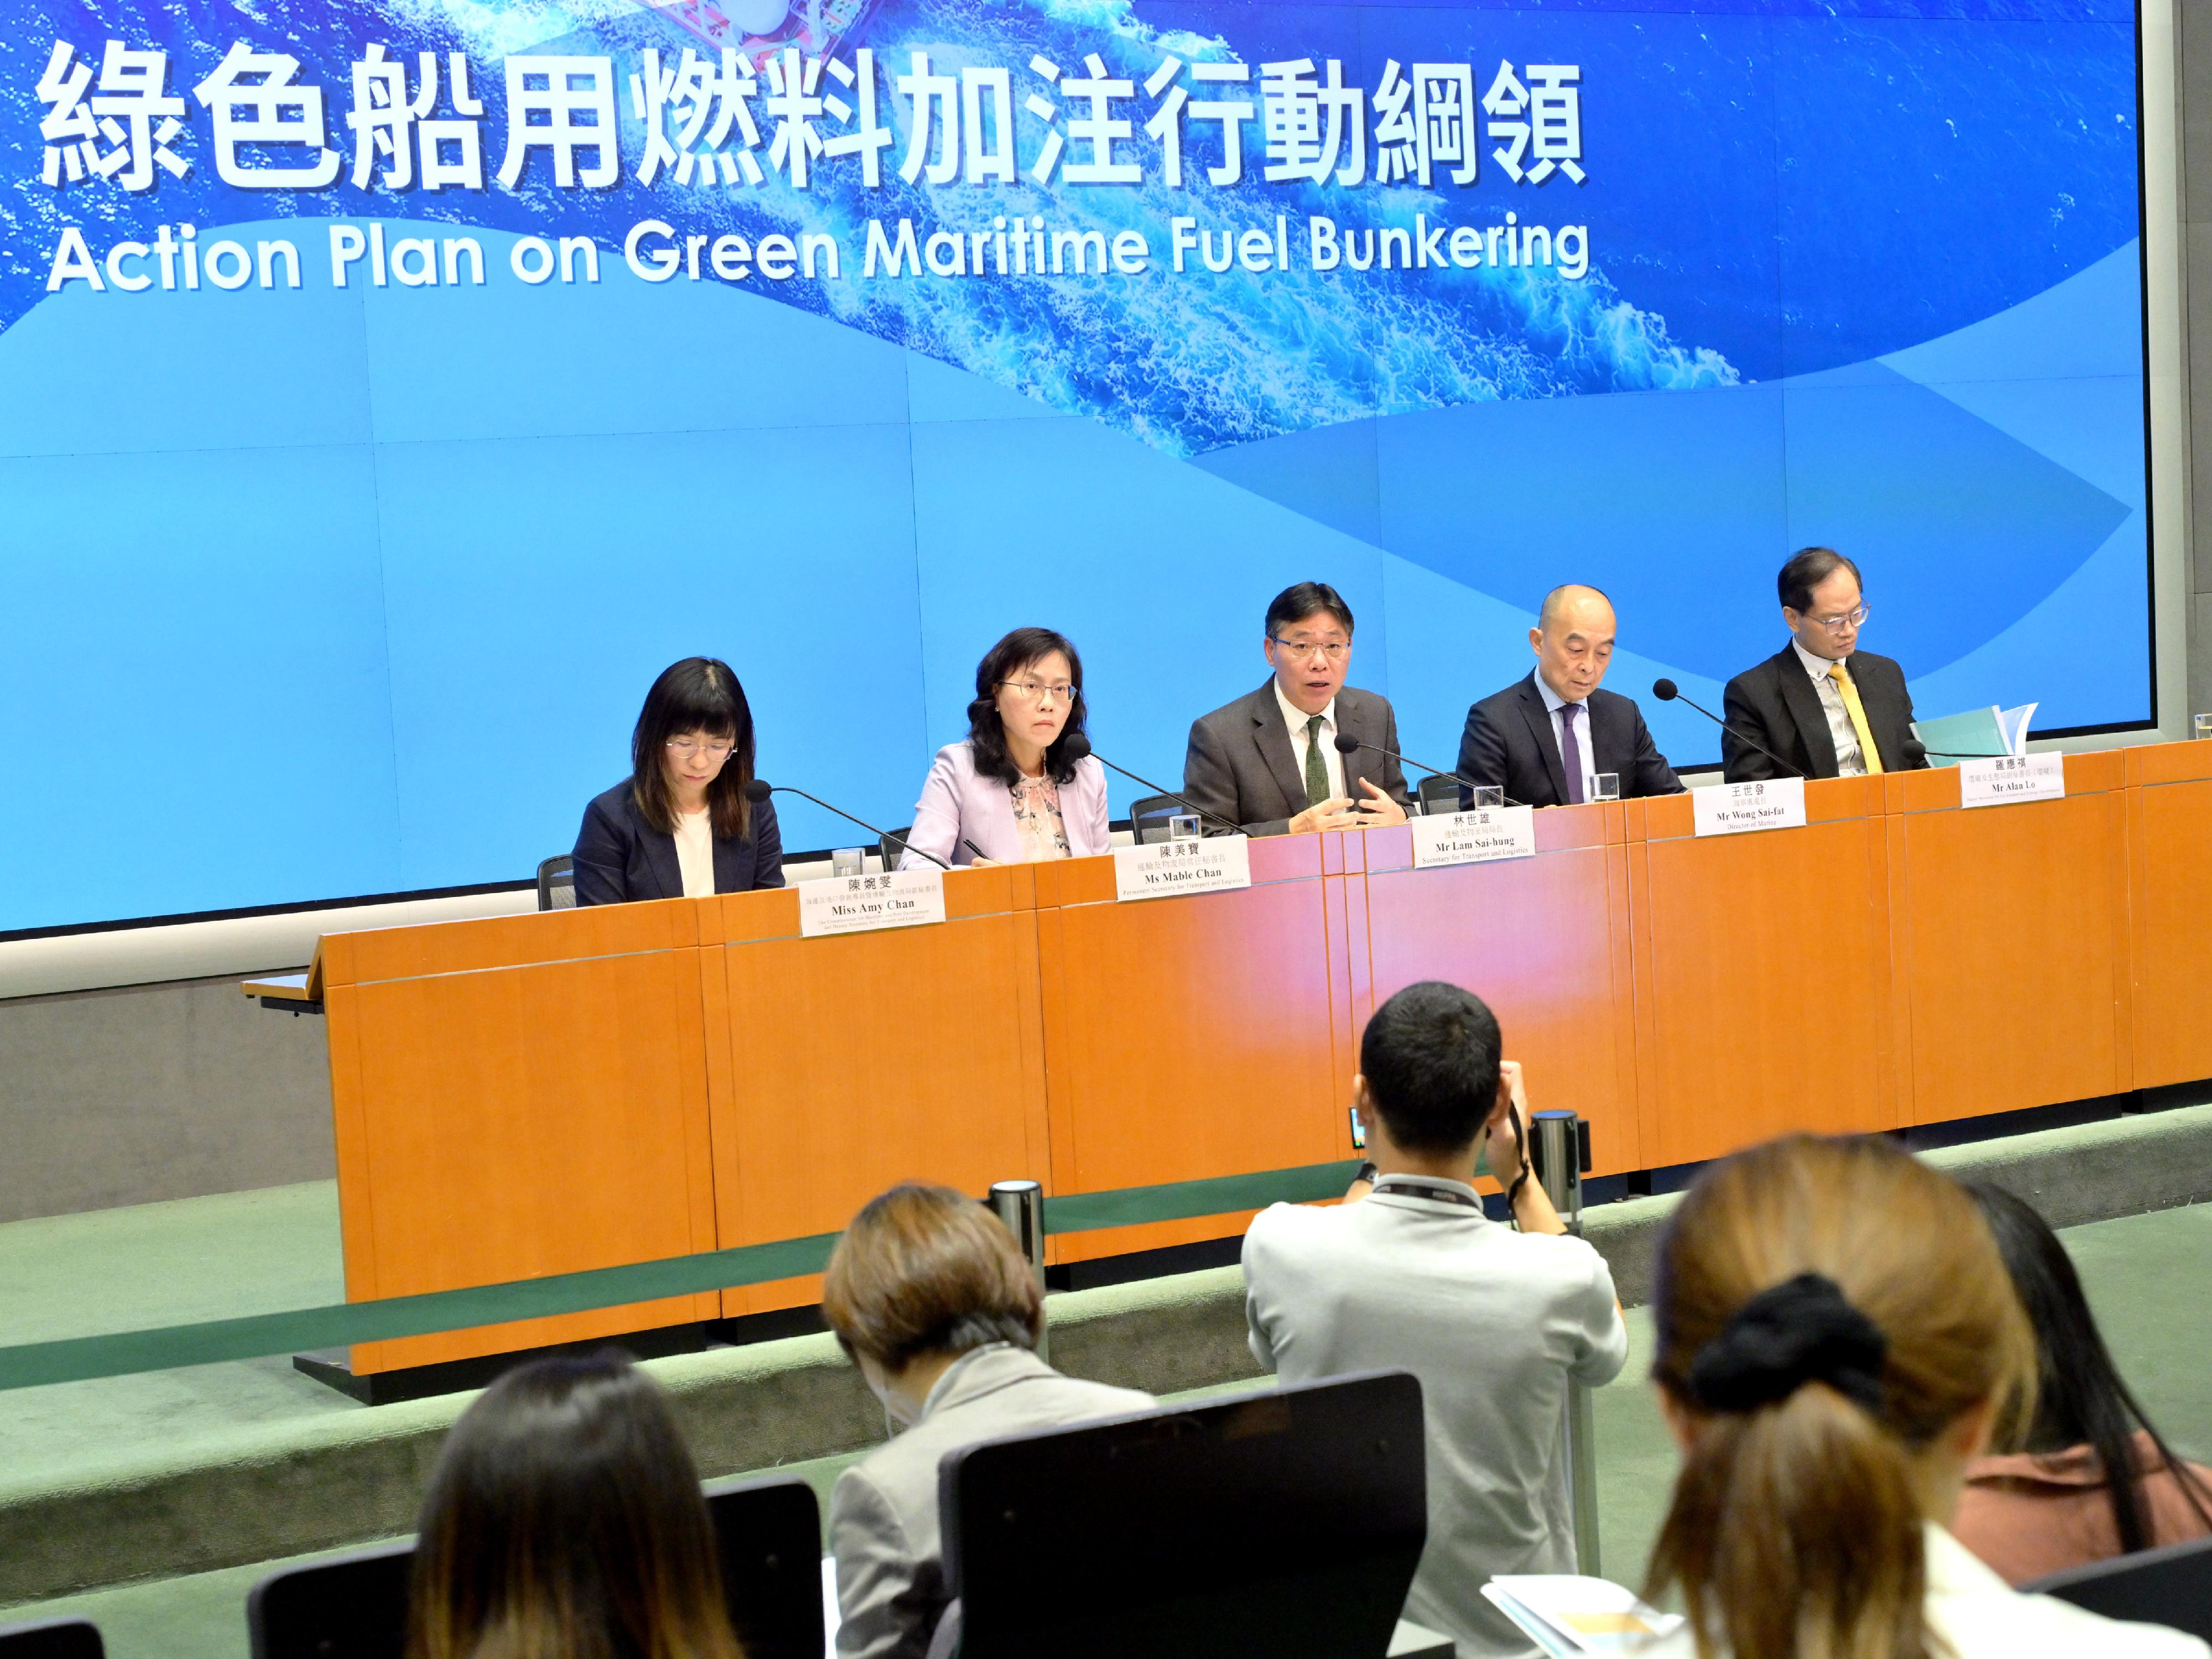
[
  {"left": 880, "top": 827, "right": 915, "bottom": 872},
  {"left": 246, "top": 1476, "right": 823, "bottom": 1659},
  {"left": 2026, "top": 1532, "right": 2212, "bottom": 1641},
  {"left": 1127, "top": 794, "right": 1189, "bottom": 844},
  {"left": 1416, "top": 774, "right": 1465, "bottom": 816},
  {"left": 0, "top": 1619, "right": 103, "bottom": 1659},
  {"left": 536, "top": 855, "right": 575, "bottom": 911},
  {"left": 939, "top": 1371, "right": 1426, "bottom": 1659}
]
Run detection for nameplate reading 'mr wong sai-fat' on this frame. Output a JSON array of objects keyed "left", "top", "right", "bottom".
[
  {"left": 799, "top": 869, "right": 947, "bottom": 938},
  {"left": 1692, "top": 777, "right": 1808, "bottom": 838},
  {"left": 1113, "top": 836, "right": 1253, "bottom": 901},
  {"left": 1411, "top": 806, "right": 1538, "bottom": 869}
]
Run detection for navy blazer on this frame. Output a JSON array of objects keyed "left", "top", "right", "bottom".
[
  {"left": 571, "top": 781, "right": 783, "bottom": 905},
  {"left": 1457, "top": 673, "right": 1683, "bottom": 808}
]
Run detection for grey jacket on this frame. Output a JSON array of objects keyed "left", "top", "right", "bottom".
[
  {"left": 1182, "top": 681, "right": 1415, "bottom": 837},
  {"left": 828, "top": 1344, "right": 1154, "bottom": 1659}
]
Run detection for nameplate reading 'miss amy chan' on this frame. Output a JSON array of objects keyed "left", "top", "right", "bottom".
[
  {"left": 1692, "top": 777, "right": 1808, "bottom": 838},
  {"left": 1112, "top": 837, "right": 1254, "bottom": 902},
  {"left": 1958, "top": 753, "right": 2067, "bottom": 808},
  {"left": 1411, "top": 806, "right": 1538, "bottom": 869},
  {"left": 798, "top": 870, "right": 948, "bottom": 938}
]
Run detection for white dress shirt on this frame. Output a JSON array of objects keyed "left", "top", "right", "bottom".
[
  {"left": 1533, "top": 673, "right": 1600, "bottom": 804},
  {"left": 1274, "top": 679, "right": 1346, "bottom": 802},
  {"left": 1792, "top": 639, "right": 1867, "bottom": 775}
]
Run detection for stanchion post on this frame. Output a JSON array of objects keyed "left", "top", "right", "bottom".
[
  {"left": 1530, "top": 1110, "right": 1600, "bottom": 1575},
  {"left": 988, "top": 1180, "right": 1048, "bottom": 1365}
]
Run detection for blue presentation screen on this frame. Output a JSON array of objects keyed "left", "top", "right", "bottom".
[{"left": 0, "top": 0, "right": 2147, "bottom": 932}]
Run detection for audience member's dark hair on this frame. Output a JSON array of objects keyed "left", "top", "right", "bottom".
[
  {"left": 965, "top": 627, "right": 1088, "bottom": 789},
  {"left": 823, "top": 1182, "right": 1042, "bottom": 1372},
  {"left": 1776, "top": 547, "right": 1863, "bottom": 615},
  {"left": 1358, "top": 982, "right": 1503, "bottom": 1155},
  {"left": 630, "top": 656, "right": 756, "bottom": 842},
  {"left": 1265, "top": 581, "right": 1355, "bottom": 639},
  {"left": 1647, "top": 1135, "right": 2033, "bottom": 1659},
  {"left": 406, "top": 1352, "right": 740, "bottom": 1659},
  {"left": 1964, "top": 1180, "right": 2212, "bottom": 1553}
]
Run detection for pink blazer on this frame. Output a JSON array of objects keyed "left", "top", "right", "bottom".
[{"left": 900, "top": 742, "right": 1112, "bottom": 869}]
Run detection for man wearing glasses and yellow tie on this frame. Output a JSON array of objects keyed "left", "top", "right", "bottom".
[
  {"left": 1182, "top": 581, "right": 1416, "bottom": 837},
  {"left": 1720, "top": 547, "right": 1930, "bottom": 782}
]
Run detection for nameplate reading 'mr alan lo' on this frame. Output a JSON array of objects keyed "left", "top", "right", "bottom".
[
  {"left": 1412, "top": 806, "right": 1538, "bottom": 869},
  {"left": 1113, "top": 837, "right": 1253, "bottom": 901},
  {"left": 1959, "top": 753, "right": 2066, "bottom": 808},
  {"left": 1692, "top": 777, "right": 1808, "bottom": 838},
  {"left": 799, "top": 869, "right": 947, "bottom": 938}
]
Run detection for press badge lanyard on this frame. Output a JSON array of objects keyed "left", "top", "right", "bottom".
[{"left": 1369, "top": 1175, "right": 1484, "bottom": 1211}]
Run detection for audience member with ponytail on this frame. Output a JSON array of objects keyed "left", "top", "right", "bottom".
[
  {"left": 1952, "top": 1181, "right": 2212, "bottom": 1584},
  {"left": 1641, "top": 1134, "right": 2207, "bottom": 1659}
]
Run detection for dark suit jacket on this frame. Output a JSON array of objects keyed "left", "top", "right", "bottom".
[
  {"left": 1182, "top": 682, "right": 1414, "bottom": 837},
  {"left": 1720, "top": 646, "right": 1928, "bottom": 782},
  {"left": 571, "top": 781, "right": 783, "bottom": 905},
  {"left": 1456, "top": 674, "right": 1683, "bottom": 808}
]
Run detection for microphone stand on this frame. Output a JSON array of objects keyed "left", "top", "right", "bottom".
[
  {"left": 754, "top": 783, "right": 952, "bottom": 871},
  {"left": 1651, "top": 682, "right": 1806, "bottom": 781},
  {"left": 1337, "top": 734, "right": 1526, "bottom": 810}
]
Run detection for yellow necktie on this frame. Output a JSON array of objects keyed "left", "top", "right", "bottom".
[{"left": 1828, "top": 659, "right": 1884, "bottom": 775}]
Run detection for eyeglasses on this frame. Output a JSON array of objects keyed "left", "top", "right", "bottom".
[
  {"left": 666, "top": 738, "right": 735, "bottom": 759},
  {"left": 1270, "top": 637, "right": 1350, "bottom": 661},
  {"left": 998, "top": 681, "right": 1077, "bottom": 703},
  {"left": 1808, "top": 603, "right": 1871, "bottom": 634}
]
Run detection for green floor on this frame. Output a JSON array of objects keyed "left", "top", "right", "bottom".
[{"left": 8, "top": 1200, "right": 2208, "bottom": 1657}]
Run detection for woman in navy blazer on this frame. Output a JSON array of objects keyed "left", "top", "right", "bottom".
[
  {"left": 901, "top": 628, "right": 1111, "bottom": 869},
  {"left": 573, "top": 657, "right": 783, "bottom": 904}
]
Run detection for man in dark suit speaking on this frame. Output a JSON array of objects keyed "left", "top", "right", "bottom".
[
  {"left": 1183, "top": 581, "right": 1415, "bottom": 837},
  {"left": 1457, "top": 584, "right": 1683, "bottom": 808},
  {"left": 1721, "top": 547, "right": 1928, "bottom": 782}
]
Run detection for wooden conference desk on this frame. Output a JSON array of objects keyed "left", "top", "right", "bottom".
[{"left": 291, "top": 740, "right": 2212, "bottom": 1374}]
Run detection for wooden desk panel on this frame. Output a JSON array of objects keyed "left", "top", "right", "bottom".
[
  {"left": 2124, "top": 743, "right": 2212, "bottom": 1087},
  {"left": 1359, "top": 807, "right": 1641, "bottom": 1173},
  {"left": 322, "top": 905, "right": 719, "bottom": 1374},
  {"left": 700, "top": 869, "right": 1050, "bottom": 1316},
  {"left": 1892, "top": 754, "right": 2130, "bottom": 1122},
  {"left": 1034, "top": 838, "right": 1342, "bottom": 1264},
  {"left": 1630, "top": 777, "right": 1896, "bottom": 1166}
]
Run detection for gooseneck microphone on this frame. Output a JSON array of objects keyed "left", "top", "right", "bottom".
[
  {"left": 1651, "top": 679, "right": 1806, "bottom": 780},
  {"left": 744, "top": 778, "right": 952, "bottom": 871},
  {"left": 1332, "top": 732, "right": 1526, "bottom": 810},
  {"left": 1899, "top": 738, "right": 2008, "bottom": 764},
  {"left": 1057, "top": 734, "right": 1244, "bottom": 836}
]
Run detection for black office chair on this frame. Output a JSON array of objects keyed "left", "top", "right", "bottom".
[
  {"left": 246, "top": 1475, "right": 823, "bottom": 1659},
  {"left": 2026, "top": 1532, "right": 2212, "bottom": 1641},
  {"left": 1127, "top": 794, "right": 1190, "bottom": 844},
  {"left": 536, "top": 855, "right": 575, "bottom": 910},
  {"left": 938, "top": 1370, "right": 1426, "bottom": 1659},
  {"left": 0, "top": 1619, "right": 102, "bottom": 1659},
  {"left": 1416, "top": 774, "right": 1465, "bottom": 816}
]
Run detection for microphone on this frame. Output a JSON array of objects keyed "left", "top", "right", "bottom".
[
  {"left": 744, "top": 778, "right": 952, "bottom": 871},
  {"left": 1651, "top": 679, "right": 1806, "bottom": 780},
  {"left": 1332, "top": 732, "right": 1526, "bottom": 810},
  {"left": 1057, "top": 734, "right": 1244, "bottom": 836},
  {"left": 1900, "top": 738, "right": 2007, "bottom": 764}
]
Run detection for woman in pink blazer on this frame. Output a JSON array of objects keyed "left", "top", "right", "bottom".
[{"left": 901, "top": 628, "right": 1112, "bottom": 869}]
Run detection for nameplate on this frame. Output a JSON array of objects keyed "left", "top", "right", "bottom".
[
  {"left": 798, "top": 869, "right": 947, "bottom": 938},
  {"left": 1692, "top": 777, "right": 1807, "bottom": 837},
  {"left": 1113, "top": 836, "right": 1252, "bottom": 901},
  {"left": 1411, "top": 807, "right": 1537, "bottom": 869},
  {"left": 1959, "top": 753, "right": 2065, "bottom": 808}
]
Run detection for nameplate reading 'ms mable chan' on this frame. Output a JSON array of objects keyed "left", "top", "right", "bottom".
[
  {"left": 1113, "top": 836, "right": 1253, "bottom": 902},
  {"left": 1959, "top": 753, "right": 2066, "bottom": 808},
  {"left": 1692, "top": 777, "right": 1808, "bottom": 838},
  {"left": 1411, "top": 806, "right": 1538, "bottom": 869},
  {"left": 799, "top": 869, "right": 947, "bottom": 938}
]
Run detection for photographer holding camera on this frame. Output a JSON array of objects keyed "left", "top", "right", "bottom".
[{"left": 1241, "top": 982, "right": 1627, "bottom": 1659}]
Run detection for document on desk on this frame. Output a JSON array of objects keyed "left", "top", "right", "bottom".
[
  {"left": 799, "top": 869, "right": 947, "bottom": 938},
  {"left": 1412, "top": 806, "right": 1537, "bottom": 869},
  {"left": 1481, "top": 1575, "right": 1683, "bottom": 1659},
  {"left": 1692, "top": 776, "right": 1807, "bottom": 837},
  {"left": 1113, "top": 836, "right": 1252, "bottom": 901}
]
